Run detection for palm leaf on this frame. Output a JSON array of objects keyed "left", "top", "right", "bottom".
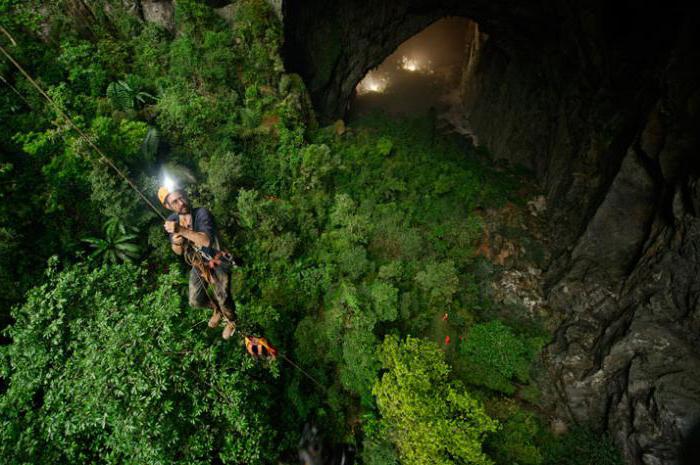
[
  {"left": 115, "top": 243, "right": 139, "bottom": 254},
  {"left": 115, "top": 234, "right": 138, "bottom": 244},
  {"left": 107, "top": 81, "right": 134, "bottom": 110},
  {"left": 83, "top": 218, "right": 141, "bottom": 264},
  {"left": 82, "top": 237, "right": 104, "bottom": 247},
  {"left": 89, "top": 249, "right": 105, "bottom": 260},
  {"left": 115, "top": 251, "right": 134, "bottom": 263}
]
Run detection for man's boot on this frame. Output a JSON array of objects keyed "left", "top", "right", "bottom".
[
  {"left": 222, "top": 321, "right": 236, "bottom": 340},
  {"left": 208, "top": 309, "right": 222, "bottom": 328}
]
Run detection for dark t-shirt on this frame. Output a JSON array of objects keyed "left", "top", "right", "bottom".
[{"left": 168, "top": 207, "right": 218, "bottom": 257}]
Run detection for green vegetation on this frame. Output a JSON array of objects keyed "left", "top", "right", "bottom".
[
  {"left": 1, "top": 260, "right": 273, "bottom": 464},
  {"left": 541, "top": 426, "right": 624, "bottom": 465},
  {"left": 486, "top": 402, "right": 544, "bottom": 465},
  {"left": 372, "top": 335, "right": 497, "bottom": 465},
  {"left": 0, "top": 1, "right": 623, "bottom": 464},
  {"left": 82, "top": 217, "right": 140, "bottom": 264},
  {"left": 458, "top": 320, "right": 546, "bottom": 395}
]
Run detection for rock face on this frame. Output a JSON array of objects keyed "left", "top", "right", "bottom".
[
  {"left": 283, "top": 1, "right": 700, "bottom": 464},
  {"left": 137, "top": 0, "right": 282, "bottom": 29},
  {"left": 283, "top": 0, "right": 551, "bottom": 121},
  {"left": 140, "top": 0, "right": 175, "bottom": 32}
]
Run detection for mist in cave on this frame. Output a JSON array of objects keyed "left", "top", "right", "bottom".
[{"left": 348, "top": 17, "right": 474, "bottom": 127}]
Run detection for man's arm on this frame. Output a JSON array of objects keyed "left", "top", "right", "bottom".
[
  {"left": 178, "top": 227, "right": 211, "bottom": 248},
  {"left": 171, "top": 233, "right": 185, "bottom": 255},
  {"left": 165, "top": 220, "right": 212, "bottom": 249}
]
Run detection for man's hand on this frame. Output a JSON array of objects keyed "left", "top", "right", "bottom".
[
  {"left": 165, "top": 216, "right": 210, "bottom": 249},
  {"left": 172, "top": 233, "right": 185, "bottom": 246},
  {"left": 164, "top": 220, "right": 179, "bottom": 234}
]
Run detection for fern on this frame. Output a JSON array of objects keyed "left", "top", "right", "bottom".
[
  {"left": 82, "top": 218, "right": 140, "bottom": 264},
  {"left": 106, "top": 75, "right": 157, "bottom": 111}
]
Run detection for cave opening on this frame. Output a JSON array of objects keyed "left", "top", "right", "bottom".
[{"left": 348, "top": 17, "right": 477, "bottom": 133}]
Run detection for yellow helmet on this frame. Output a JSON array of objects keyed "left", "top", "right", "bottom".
[{"left": 158, "top": 186, "right": 171, "bottom": 206}]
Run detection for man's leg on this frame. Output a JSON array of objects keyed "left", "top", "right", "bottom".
[
  {"left": 211, "top": 266, "right": 236, "bottom": 339},
  {"left": 209, "top": 266, "right": 235, "bottom": 320},
  {"left": 189, "top": 268, "right": 221, "bottom": 328}
]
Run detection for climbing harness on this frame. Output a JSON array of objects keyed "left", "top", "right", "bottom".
[
  {"left": 0, "top": 27, "right": 326, "bottom": 390},
  {"left": 192, "top": 246, "right": 238, "bottom": 272}
]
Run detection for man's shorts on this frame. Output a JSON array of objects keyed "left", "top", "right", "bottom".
[
  {"left": 188, "top": 266, "right": 234, "bottom": 319},
  {"left": 188, "top": 267, "right": 211, "bottom": 308}
]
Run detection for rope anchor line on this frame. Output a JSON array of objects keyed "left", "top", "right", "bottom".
[
  {"left": 0, "top": 26, "right": 166, "bottom": 221},
  {"left": 0, "top": 26, "right": 328, "bottom": 394}
]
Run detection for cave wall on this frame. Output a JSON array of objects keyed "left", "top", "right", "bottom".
[
  {"left": 544, "top": 17, "right": 700, "bottom": 464},
  {"left": 283, "top": 1, "right": 700, "bottom": 464},
  {"left": 282, "top": 0, "right": 553, "bottom": 120},
  {"left": 464, "top": 12, "right": 700, "bottom": 465},
  {"left": 461, "top": 8, "right": 700, "bottom": 464}
]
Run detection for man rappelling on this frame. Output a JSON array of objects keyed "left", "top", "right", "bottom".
[
  {"left": 0, "top": 17, "right": 298, "bottom": 367},
  {"left": 158, "top": 185, "right": 238, "bottom": 340}
]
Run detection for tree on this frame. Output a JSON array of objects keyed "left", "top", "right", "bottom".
[
  {"left": 373, "top": 335, "right": 498, "bottom": 465},
  {"left": 0, "top": 260, "right": 277, "bottom": 464}
]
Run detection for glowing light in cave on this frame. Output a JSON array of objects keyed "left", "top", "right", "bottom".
[
  {"left": 401, "top": 56, "right": 420, "bottom": 71},
  {"left": 350, "top": 17, "right": 470, "bottom": 119},
  {"left": 356, "top": 71, "right": 390, "bottom": 94},
  {"left": 399, "top": 55, "right": 433, "bottom": 74}
]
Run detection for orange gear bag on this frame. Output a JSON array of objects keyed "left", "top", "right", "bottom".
[{"left": 244, "top": 336, "right": 278, "bottom": 360}]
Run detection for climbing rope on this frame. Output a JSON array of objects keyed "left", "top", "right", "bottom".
[
  {"left": 184, "top": 235, "right": 327, "bottom": 392},
  {"left": 0, "top": 26, "right": 328, "bottom": 393},
  {"left": 0, "top": 26, "right": 166, "bottom": 222}
]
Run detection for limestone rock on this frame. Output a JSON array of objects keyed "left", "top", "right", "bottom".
[{"left": 141, "top": 0, "right": 174, "bottom": 32}]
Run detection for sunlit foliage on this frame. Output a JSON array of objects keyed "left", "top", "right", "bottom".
[{"left": 373, "top": 335, "right": 498, "bottom": 465}]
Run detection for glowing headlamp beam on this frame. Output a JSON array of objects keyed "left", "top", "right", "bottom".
[{"left": 163, "top": 174, "right": 176, "bottom": 192}]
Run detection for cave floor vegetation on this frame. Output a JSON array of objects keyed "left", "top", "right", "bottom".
[{"left": 0, "top": 1, "right": 623, "bottom": 464}]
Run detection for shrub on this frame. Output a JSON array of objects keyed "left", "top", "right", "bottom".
[
  {"left": 458, "top": 320, "right": 544, "bottom": 394},
  {"left": 542, "top": 426, "right": 623, "bottom": 465},
  {"left": 374, "top": 335, "right": 498, "bottom": 465},
  {"left": 0, "top": 260, "right": 276, "bottom": 464},
  {"left": 485, "top": 399, "right": 544, "bottom": 465}
]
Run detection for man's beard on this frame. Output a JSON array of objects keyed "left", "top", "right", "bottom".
[{"left": 178, "top": 204, "right": 190, "bottom": 214}]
